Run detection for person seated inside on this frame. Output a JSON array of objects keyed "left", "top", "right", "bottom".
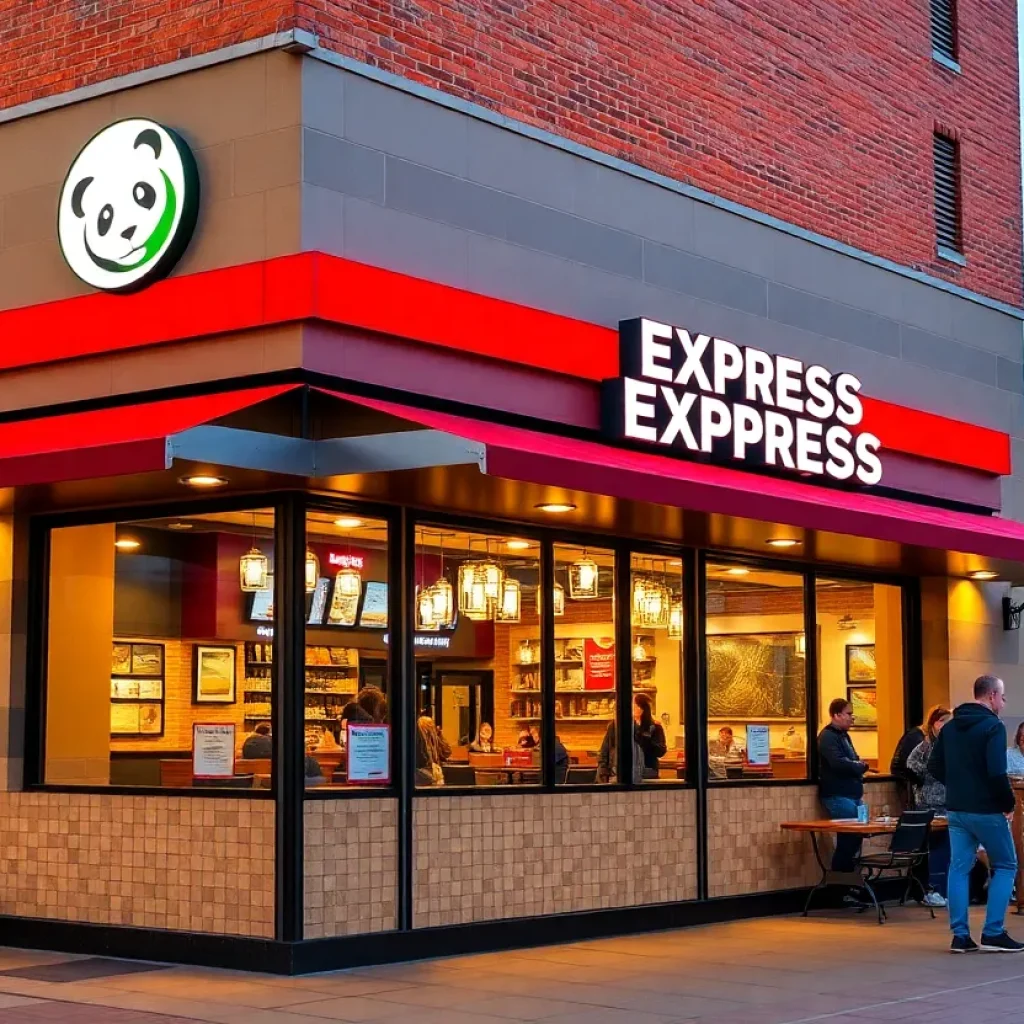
[
  {"left": 416, "top": 715, "right": 452, "bottom": 785},
  {"left": 241, "top": 721, "right": 272, "bottom": 759},
  {"left": 708, "top": 726, "right": 746, "bottom": 779},
  {"left": 470, "top": 722, "right": 496, "bottom": 753},
  {"left": 304, "top": 741, "right": 325, "bottom": 786},
  {"left": 1007, "top": 722, "right": 1024, "bottom": 776},
  {"left": 356, "top": 685, "right": 388, "bottom": 723}
]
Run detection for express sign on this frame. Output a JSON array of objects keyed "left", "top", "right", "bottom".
[{"left": 602, "top": 318, "right": 882, "bottom": 486}]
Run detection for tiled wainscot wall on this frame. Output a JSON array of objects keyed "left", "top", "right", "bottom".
[
  {"left": 0, "top": 793, "right": 274, "bottom": 936},
  {"left": 304, "top": 798, "right": 398, "bottom": 938},
  {"left": 413, "top": 789, "right": 698, "bottom": 928}
]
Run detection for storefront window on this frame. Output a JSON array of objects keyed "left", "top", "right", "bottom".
[
  {"left": 414, "top": 526, "right": 540, "bottom": 787},
  {"left": 705, "top": 562, "right": 808, "bottom": 781},
  {"left": 554, "top": 543, "right": 616, "bottom": 784},
  {"left": 304, "top": 512, "right": 390, "bottom": 789},
  {"left": 630, "top": 554, "right": 685, "bottom": 783},
  {"left": 44, "top": 508, "right": 275, "bottom": 789},
  {"left": 816, "top": 577, "right": 905, "bottom": 774}
]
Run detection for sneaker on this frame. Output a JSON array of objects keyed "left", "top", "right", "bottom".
[
  {"left": 951, "top": 935, "right": 979, "bottom": 953},
  {"left": 923, "top": 892, "right": 947, "bottom": 908},
  {"left": 979, "top": 932, "right": 1024, "bottom": 953}
]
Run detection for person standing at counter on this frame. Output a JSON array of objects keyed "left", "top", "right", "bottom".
[
  {"left": 818, "top": 698, "right": 868, "bottom": 872},
  {"left": 634, "top": 693, "right": 667, "bottom": 780},
  {"left": 470, "top": 722, "right": 496, "bottom": 753},
  {"left": 927, "top": 675, "right": 1023, "bottom": 954}
]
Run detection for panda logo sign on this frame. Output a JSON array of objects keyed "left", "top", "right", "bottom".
[{"left": 58, "top": 119, "right": 200, "bottom": 293}]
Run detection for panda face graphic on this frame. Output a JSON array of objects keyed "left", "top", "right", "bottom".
[{"left": 58, "top": 119, "right": 199, "bottom": 293}]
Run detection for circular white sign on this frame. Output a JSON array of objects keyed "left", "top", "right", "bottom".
[{"left": 58, "top": 118, "right": 200, "bottom": 293}]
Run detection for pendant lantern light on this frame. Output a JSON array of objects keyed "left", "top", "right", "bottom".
[
  {"left": 335, "top": 566, "right": 362, "bottom": 598},
  {"left": 239, "top": 512, "right": 269, "bottom": 592},
  {"left": 416, "top": 585, "right": 438, "bottom": 630},
  {"left": 305, "top": 549, "right": 319, "bottom": 593},
  {"left": 569, "top": 550, "right": 600, "bottom": 599},
  {"left": 426, "top": 533, "right": 456, "bottom": 628},
  {"left": 458, "top": 561, "right": 492, "bottom": 620},
  {"left": 535, "top": 580, "right": 566, "bottom": 617},
  {"left": 668, "top": 599, "right": 683, "bottom": 638},
  {"left": 496, "top": 575, "right": 522, "bottom": 622}
]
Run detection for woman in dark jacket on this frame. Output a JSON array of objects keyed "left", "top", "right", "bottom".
[{"left": 633, "top": 693, "right": 667, "bottom": 779}]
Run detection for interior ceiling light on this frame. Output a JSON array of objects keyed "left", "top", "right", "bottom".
[
  {"left": 166, "top": 522, "right": 193, "bottom": 531},
  {"left": 506, "top": 540, "right": 531, "bottom": 550},
  {"left": 535, "top": 502, "right": 576, "bottom": 513},
  {"left": 180, "top": 474, "right": 228, "bottom": 488},
  {"left": 416, "top": 585, "right": 438, "bottom": 630},
  {"left": 536, "top": 580, "right": 566, "bottom": 617},
  {"left": 458, "top": 554, "right": 505, "bottom": 621},
  {"left": 668, "top": 600, "right": 683, "bottom": 638},
  {"left": 335, "top": 566, "right": 362, "bottom": 598},
  {"left": 725, "top": 567, "right": 750, "bottom": 576},
  {"left": 969, "top": 570, "right": 999, "bottom": 581},
  {"left": 114, "top": 538, "right": 140, "bottom": 551},
  {"left": 334, "top": 517, "right": 364, "bottom": 529},
  {"left": 767, "top": 539, "right": 800, "bottom": 548},
  {"left": 496, "top": 576, "right": 522, "bottom": 622}
]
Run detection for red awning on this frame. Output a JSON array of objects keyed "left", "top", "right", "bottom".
[
  {"left": 0, "top": 385, "right": 295, "bottom": 488},
  {"left": 329, "top": 391, "right": 1024, "bottom": 564}
]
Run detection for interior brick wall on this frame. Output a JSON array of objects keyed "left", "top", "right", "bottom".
[
  {"left": 2, "top": 2, "right": 1018, "bottom": 305},
  {"left": 304, "top": 798, "right": 398, "bottom": 938},
  {"left": 0, "top": 792, "right": 274, "bottom": 936},
  {"left": 412, "top": 788, "right": 697, "bottom": 928}
]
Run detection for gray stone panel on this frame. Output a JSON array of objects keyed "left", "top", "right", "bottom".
[
  {"left": 343, "top": 72, "right": 469, "bottom": 176},
  {"left": 690, "top": 203, "right": 774, "bottom": 278},
  {"left": 302, "top": 59, "right": 345, "bottom": 139},
  {"left": 900, "top": 326, "right": 996, "bottom": 386},
  {"left": 998, "top": 357, "right": 1023, "bottom": 393},
  {"left": 303, "top": 129, "right": 384, "bottom": 203},
  {"left": 302, "top": 183, "right": 345, "bottom": 258},
  {"left": 767, "top": 284, "right": 902, "bottom": 357},
  {"left": 643, "top": 242, "right": 768, "bottom": 317},
  {"left": 504, "top": 201, "right": 643, "bottom": 279},
  {"left": 385, "top": 157, "right": 509, "bottom": 239},
  {"left": 343, "top": 196, "right": 470, "bottom": 289},
  {"left": 951, "top": 297, "right": 1022, "bottom": 360}
]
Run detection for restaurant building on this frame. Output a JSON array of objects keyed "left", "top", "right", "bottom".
[{"left": 0, "top": 0, "right": 1022, "bottom": 973}]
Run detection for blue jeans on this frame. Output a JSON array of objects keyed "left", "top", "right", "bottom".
[
  {"left": 929, "top": 829, "right": 951, "bottom": 898},
  {"left": 822, "top": 795, "right": 864, "bottom": 872},
  {"left": 948, "top": 811, "right": 1017, "bottom": 939}
]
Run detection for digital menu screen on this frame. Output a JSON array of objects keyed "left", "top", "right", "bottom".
[
  {"left": 248, "top": 577, "right": 274, "bottom": 622},
  {"left": 358, "top": 581, "right": 389, "bottom": 628},
  {"left": 308, "top": 577, "right": 330, "bottom": 625}
]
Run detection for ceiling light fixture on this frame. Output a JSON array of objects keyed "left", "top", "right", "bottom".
[
  {"left": 969, "top": 570, "right": 999, "bottom": 581},
  {"left": 334, "top": 517, "right": 364, "bottom": 529},
  {"left": 114, "top": 538, "right": 140, "bottom": 551},
  {"left": 239, "top": 511, "right": 269, "bottom": 592},
  {"left": 725, "top": 567, "right": 750, "bottom": 576},
  {"left": 166, "top": 522, "right": 193, "bottom": 531},
  {"left": 535, "top": 502, "right": 577, "bottom": 513},
  {"left": 180, "top": 474, "right": 228, "bottom": 488},
  {"left": 767, "top": 539, "right": 800, "bottom": 548},
  {"left": 506, "top": 540, "right": 531, "bottom": 550}
]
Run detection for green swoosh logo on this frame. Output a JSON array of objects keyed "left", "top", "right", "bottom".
[{"left": 83, "top": 169, "right": 178, "bottom": 274}]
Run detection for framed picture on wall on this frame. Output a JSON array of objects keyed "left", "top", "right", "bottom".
[
  {"left": 847, "top": 686, "right": 878, "bottom": 729},
  {"left": 193, "top": 645, "right": 237, "bottom": 704},
  {"left": 131, "top": 644, "right": 163, "bottom": 676},
  {"left": 112, "top": 644, "right": 132, "bottom": 675},
  {"left": 846, "top": 644, "right": 876, "bottom": 684}
]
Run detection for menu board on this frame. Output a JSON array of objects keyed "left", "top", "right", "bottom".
[
  {"left": 193, "top": 723, "right": 236, "bottom": 778},
  {"left": 308, "top": 577, "right": 330, "bottom": 625},
  {"left": 746, "top": 724, "right": 771, "bottom": 766},
  {"left": 347, "top": 723, "right": 390, "bottom": 784},
  {"left": 249, "top": 578, "right": 274, "bottom": 622},
  {"left": 584, "top": 638, "right": 616, "bottom": 690},
  {"left": 359, "top": 581, "right": 389, "bottom": 629}
]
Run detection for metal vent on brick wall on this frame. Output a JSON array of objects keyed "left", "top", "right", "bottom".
[
  {"left": 930, "top": 0, "right": 957, "bottom": 61},
  {"left": 933, "top": 133, "right": 961, "bottom": 253}
]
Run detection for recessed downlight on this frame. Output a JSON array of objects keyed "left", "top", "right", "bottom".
[
  {"left": 506, "top": 540, "right": 531, "bottom": 550},
  {"left": 767, "top": 539, "right": 800, "bottom": 548},
  {"left": 969, "top": 570, "right": 999, "bottom": 581},
  {"left": 114, "top": 538, "right": 140, "bottom": 551},
  {"left": 166, "top": 522, "right": 193, "bottom": 531},
  {"left": 725, "top": 567, "right": 750, "bottom": 576},
  {"left": 180, "top": 474, "right": 228, "bottom": 488},
  {"left": 535, "top": 502, "right": 577, "bottom": 513},
  {"left": 334, "top": 517, "right": 364, "bottom": 529}
]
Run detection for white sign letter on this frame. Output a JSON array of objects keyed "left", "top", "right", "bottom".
[
  {"left": 640, "top": 319, "right": 673, "bottom": 382},
  {"left": 623, "top": 377, "right": 658, "bottom": 442}
]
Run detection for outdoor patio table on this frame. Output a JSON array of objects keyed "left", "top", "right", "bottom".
[{"left": 781, "top": 817, "right": 948, "bottom": 922}]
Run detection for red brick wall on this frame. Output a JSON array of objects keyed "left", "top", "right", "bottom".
[{"left": 3, "top": 1, "right": 1020, "bottom": 305}]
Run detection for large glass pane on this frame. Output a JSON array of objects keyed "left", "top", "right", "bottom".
[
  {"left": 304, "top": 512, "right": 391, "bottom": 789},
  {"left": 705, "top": 562, "right": 808, "bottom": 781},
  {"left": 45, "top": 508, "right": 275, "bottom": 789},
  {"left": 630, "top": 554, "right": 685, "bottom": 782},
  {"left": 554, "top": 543, "right": 616, "bottom": 785},
  {"left": 816, "top": 578, "right": 904, "bottom": 775},
  {"left": 414, "top": 526, "right": 541, "bottom": 787}
]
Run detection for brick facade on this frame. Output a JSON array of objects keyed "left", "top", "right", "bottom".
[{"left": 3, "top": 1, "right": 1020, "bottom": 305}]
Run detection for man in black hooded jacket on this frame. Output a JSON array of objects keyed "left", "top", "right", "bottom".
[{"left": 928, "top": 674, "right": 1023, "bottom": 954}]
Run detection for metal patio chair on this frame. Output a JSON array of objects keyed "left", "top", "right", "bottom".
[{"left": 856, "top": 809, "right": 934, "bottom": 924}]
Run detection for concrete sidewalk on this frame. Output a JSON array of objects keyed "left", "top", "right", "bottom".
[{"left": 0, "top": 907, "right": 1021, "bottom": 1023}]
